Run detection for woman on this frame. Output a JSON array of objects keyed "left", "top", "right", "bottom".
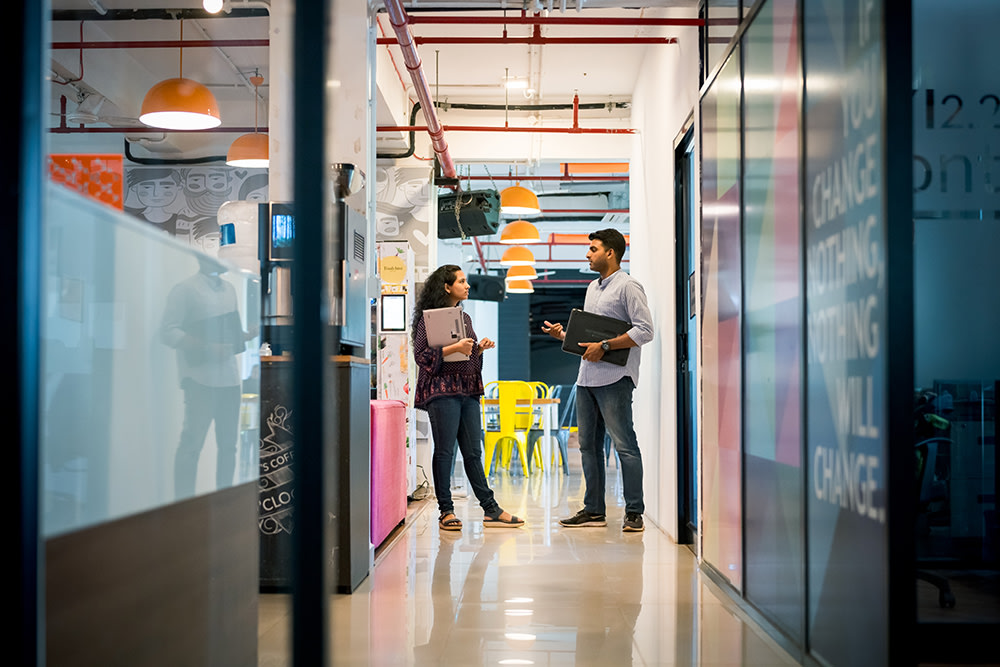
[{"left": 412, "top": 265, "right": 524, "bottom": 530}]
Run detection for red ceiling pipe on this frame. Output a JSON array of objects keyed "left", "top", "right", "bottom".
[
  {"left": 536, "top": 209, "right": 630, "bottom": 214},
  {"left": 471, "top": 240, "right": 629, "bottom": 265},
  {"left": 383, "top": 0, "right": 457, "bottom": 180},
  {"left": 377, "top": 36, "right": 677, "bottom": 46},
  {"left": 472, "top": 237, "right": 488, "bottom": 274},
  {"left": 379, "top": 124, "right": 634, "bottom": 134},
  {"left": 50, "top": 126, "right": 266, "bottom": 134},
  {"left": 461, "top": 175, "right": 629, "bottom": 182},
  {"left": 51, "top": 39, "right": 269, "bottom": 49},
  {"left": 405, "top": 16, "right": 705, "bottom": 27}
]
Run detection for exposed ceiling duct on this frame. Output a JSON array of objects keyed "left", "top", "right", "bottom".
[{"left": 382, "top": 0, "right": 457, "bottom": 180}]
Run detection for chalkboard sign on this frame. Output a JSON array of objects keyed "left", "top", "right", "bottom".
[{"left": 258, "top": 361, "right": 294, "bottom": 590}]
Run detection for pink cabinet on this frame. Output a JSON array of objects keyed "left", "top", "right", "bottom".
[{"left": 370, "top": 400, "right": 407, "bottom": 547}]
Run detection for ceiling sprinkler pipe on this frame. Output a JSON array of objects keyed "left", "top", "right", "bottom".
[
  {"left": 49, "top": 125, "right": 265, "bottom": 134},
  {"left": 377, "top": 124, "right": 634, "bottom": 135},
  {"left": 405, "top": 16, "right": 705, "bottom": 27},
  {"left": 51, "top": 38, "right": 269, "bottom": 49},
  {"left": 383, "top": 0, "right": 456, "bottom": 179},
  {"left": 375, "top": 100, "right": 630, "bottom": 159},
  {"left": 377, "top": 36, "right": 678, "bottom": 46}
]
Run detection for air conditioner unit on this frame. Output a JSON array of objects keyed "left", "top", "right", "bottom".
[{"left": 437, "top": 190, "right": 501, "bottom": 239}]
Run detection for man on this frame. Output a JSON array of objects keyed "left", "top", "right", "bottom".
[
  {"left": 161, "top": 255, "right": 256, "bottom": 499},
  {"left": 542, "top": 229, "right": 654, "bottom": 532}
]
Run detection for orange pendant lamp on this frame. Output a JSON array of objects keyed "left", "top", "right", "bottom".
[
  {"left": 139, "top": 20, "right": 221, "bottom": 131},
  {"left": 227, "top": 73, "right": 269, "bottom": 167},
  {"left": 505, "top": 265, "right": 538, "bottom": 282},
  {"left": 500, "top": 246, "right": 536, "bottom": 266},
  {"left": 499, "top": 185, "right": 541, "bottom": 215},
  {"left": 499, "top": 219, "right": 540, "bottom": 245},
  {"left": 506, "top": 279, "right": 535, "bottom": 294}
]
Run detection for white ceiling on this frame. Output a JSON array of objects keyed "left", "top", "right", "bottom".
[{"left": 47, "top": 0, "right": 700, "bottom": 274}]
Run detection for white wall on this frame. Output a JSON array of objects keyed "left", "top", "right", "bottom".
[{"left": 628, "top": 16, "right": 701, "bottom": 541}]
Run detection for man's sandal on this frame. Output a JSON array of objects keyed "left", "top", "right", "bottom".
[
  {"left": 483, "top": 511, "right": 525, "bottom": 528},
  {"left": 439, "top": 513, "right": 462, "bottom": 531}
]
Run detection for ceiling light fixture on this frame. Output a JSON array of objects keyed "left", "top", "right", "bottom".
[
  {"left": 500, "top": 246, "right": 536, "bottom": 266},
  {"left": 202, "top": 0, "right": 224, "bottom": 13},
  {"left": 499, "top": 185, "right": 541, "bottom": 215},
  {"left": 227, "top": 72, "right": 269, "bottom": 167},
  {"left": 499, "top": 219, "right": 540, "bottom": 244},
  {"left": 139, "top": 20, "right": 221, "bottom": 130},
  {"left": 505, "top": 265, "right": 538, "bottom": 282},
  {"left": 505, "top": 280, "right": 534, "bottom": 294}
]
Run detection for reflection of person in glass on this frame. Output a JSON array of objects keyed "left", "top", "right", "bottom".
[
  {"left": 574, "top": 538, "right": 643, "bottom": 662},
  {"left": 413, "top": 531, "right": 502, "bottom": 666},
  {"left": 161, "top": 255, "right": 256, "bottom": 498}
]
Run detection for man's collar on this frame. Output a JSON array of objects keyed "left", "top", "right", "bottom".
[{"left": 597, "top": 268, "right": 622, "bottom": 286}]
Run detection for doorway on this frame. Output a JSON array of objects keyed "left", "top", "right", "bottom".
[{"left": 674, "top": 117, "right": 698, "bottom": 549}]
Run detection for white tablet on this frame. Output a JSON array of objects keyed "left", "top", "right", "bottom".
[{"left": 422, "top": 306, "right": 469, "bottom": 362}]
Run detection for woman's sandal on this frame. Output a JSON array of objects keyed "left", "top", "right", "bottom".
[
  {"left": 439, "top": 513, "right": 462, "bottom": 531},
  {"left": 483, "top": 511, "right": 525, "bottom": 528}
]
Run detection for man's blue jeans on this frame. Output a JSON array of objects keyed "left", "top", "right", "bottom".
[
  {"left": 576, "top": 377, "right": 643, "bottom": 515},
  {"left": 425, "top": 395, "right": 501, "bottom": 517}
]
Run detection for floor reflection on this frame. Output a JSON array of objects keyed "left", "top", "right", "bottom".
[{"left": 259, "top": 462, "right": 798, "bottom": 666}]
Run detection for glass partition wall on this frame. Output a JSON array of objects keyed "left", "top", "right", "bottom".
[
  {"left": 38, "top": 1, "right": 371, "bottom": 664},
  {"left": 912, "top": 0, "right": 1000, "bottom": 660}
]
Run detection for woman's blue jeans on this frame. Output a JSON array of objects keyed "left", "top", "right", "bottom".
[
  {"left": 576, "top": 377, "right": 644, "bottom": 515},
  {"left": 425, "top": 395, "right": 500, "bottom": 517}
]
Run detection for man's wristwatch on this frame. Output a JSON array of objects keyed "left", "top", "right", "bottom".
[{"left": 600, "top": 340, "right": 611, "bottom": 352}]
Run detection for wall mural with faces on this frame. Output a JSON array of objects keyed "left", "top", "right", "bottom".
[
  {"left": 124, "top": 165, "right": 268, "bottom": 256},
  {"left": 375, "top": 166, "right": 433, "bottom": 272}
]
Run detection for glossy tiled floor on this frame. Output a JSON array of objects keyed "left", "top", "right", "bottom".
[{"left": 258, "top": 458, "right": 799, "bottom": 666}]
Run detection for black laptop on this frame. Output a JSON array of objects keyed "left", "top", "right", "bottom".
[{"left": 561, "top": 308, "right": 632, "bottom": 366}]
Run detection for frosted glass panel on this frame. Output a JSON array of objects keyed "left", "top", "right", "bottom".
[{"left": 42, "top": 183, "right": 261, "bottom": 538}]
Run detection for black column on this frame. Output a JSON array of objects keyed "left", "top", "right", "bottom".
[
  {"left": 9, "top": 0, "right": 45, "bottom": 664},
  {"left": 292, "top": 1, "right": 332, "bottom": 665}
]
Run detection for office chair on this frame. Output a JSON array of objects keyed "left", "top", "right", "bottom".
[
  {"left": 544, "top": 383, "right": 575, "bottom": 474},
  {"left": 915, "top": 436, "right": 957, "bottom": 609}
]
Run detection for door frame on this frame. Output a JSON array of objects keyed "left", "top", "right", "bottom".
[{"left": 674, "top": 112, "right": 698, "bottom": 550}]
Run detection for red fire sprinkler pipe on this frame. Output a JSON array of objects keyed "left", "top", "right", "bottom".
[
  {"left": 405, "top": 15, "right": 705, "bottom": 27},
  {"left": 383, "top": 0, "right": 457, "bottom": 180}
]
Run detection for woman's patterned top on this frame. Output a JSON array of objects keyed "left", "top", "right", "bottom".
[{"left": 412, "top": 309, "right": 485, "bottom": 409}]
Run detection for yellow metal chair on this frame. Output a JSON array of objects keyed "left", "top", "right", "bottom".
[{"left": 482, "top": 380, "right": 535, "bottom": 476}]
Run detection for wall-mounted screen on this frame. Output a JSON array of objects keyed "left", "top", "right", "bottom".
[
  {"left": 267, "top": 203, "right": 295, "bottom": 261},
  {"left": 381, "top": 294, "right": 407, "bottom": 332}
]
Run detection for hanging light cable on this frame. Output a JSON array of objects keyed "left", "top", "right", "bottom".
[{"left": 227, "top": 71, "right": 269, "bottom": 167}]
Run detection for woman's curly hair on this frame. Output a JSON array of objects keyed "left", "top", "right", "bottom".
[{"left": 411, "top": 264, "right": 462, "bottom": 336}]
